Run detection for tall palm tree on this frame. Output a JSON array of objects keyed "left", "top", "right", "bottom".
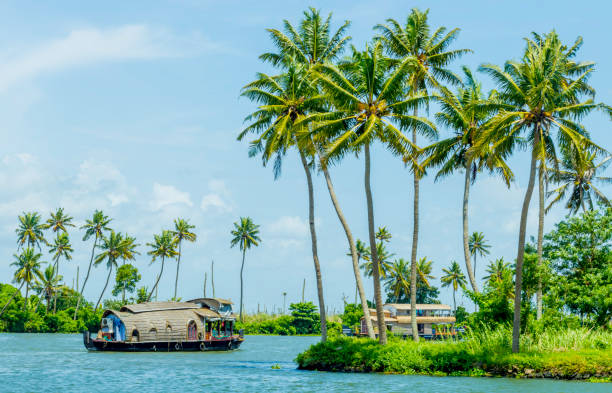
[
  {"left": 240, "top": 62, "right": 333, "bottom": 340},
  {"left": 12, "top": 248, "right": 44, "bottom": 311},
  {"left": 94, "top": 231, "right": 124, "bottom": 310},
  {"left": 468, "top": 231, "right": 490, "bottom": 284},
  {"left": 74, "top": 210, "right": 111, "bottom": 319},
  {"left": 423, "top": 68, "right": 513, "bottom": 292},
  {"left": 375, "top": 227, "right": 392, "bottom": 243},
  {"left": 16, "top": 212, "right": 46, "bottom": 251},
  {"left": 547, "top": 144, "right": 611, "bottom": 214},
  {"left": 230, "top": 217, "right": 261, "bottom": 323},
  {"left": 483, "top": 258, "right": 512, "bottom": 287},
  {"left": 1, "top": 249, "right": 44, "bottom": 316},
  {"left": 48, "top": 232, "right": 73, "bottom": 313},
  {"left": 146, "top": 230, "right": 178, "bottom": 302},
  {"left": 119, "top": 235, "right": 139, "bottom": 303},
  {"left": 375, "top": 8, "right": 469, "bottom": 342},
  {"left": 478, "top": 31, "right": 600, "bottom": 352},
  {"left": 440, "top": 261, "right": 467, "bottom": 314},
  {"left": 384, "top": 258, "right": 411, "bottom": 303},
  {"left": 42, "top": 207, "right": 75, "bottom": 233},
  {"left": 35, "top": 265, "right": 61, "bottom": 312},
  {"left": 314, "top": 42, "right": 434, "bottom": 344},
  {"left": 172, "top": 218, "right": 197, "bottom": 300}
]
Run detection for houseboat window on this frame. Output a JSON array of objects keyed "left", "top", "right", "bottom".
[
  {"left": 149, "top": 327, "right": 157, "bottom": 339},
  {"left": 166, "top": 322, "right": 172, "bottom": 332},
  {"left": 187, "top": 321, "right": 197, "bottom": 341},
  {"left": 131, "top": 329, "right": 139, "bottom": 342}
]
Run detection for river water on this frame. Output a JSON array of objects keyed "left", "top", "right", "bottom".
[{"left": 0, "top": 334, "right": 608, "bottom": 392}]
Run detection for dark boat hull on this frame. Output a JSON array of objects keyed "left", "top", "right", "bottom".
[{"left": 83, "top": 331, "right": 243, "bottom": 352}]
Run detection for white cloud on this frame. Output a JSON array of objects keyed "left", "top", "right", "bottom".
[
  {"left": 108, "top": 193, "right": 129, "bottom": 207},
  {"left": 200, "top": 179, "right": 233, "bottom": 213},
  {"left": 0, "top": 25, "right": 216, "bottom": 92},
  {"left": 268, "top": 216, "right": 309, "bottom": 237},
  {"left": 150, "top": 183, "right": 193, "bottom": 211}
]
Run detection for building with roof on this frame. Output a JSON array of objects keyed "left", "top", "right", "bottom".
[{"left": 360, "top": 303, "right": 455, "bottom": 338}]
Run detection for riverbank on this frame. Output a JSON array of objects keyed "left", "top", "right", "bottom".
[{"left": 296, "top": 329, "right": 612, "bottom": 382}]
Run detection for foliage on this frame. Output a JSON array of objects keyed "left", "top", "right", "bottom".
[
  {"left": 339, "top": 303, "right": 364, "bottom": 328},
  {"left": 296, "top": 327, "right": 612, "bottom": 379},
  {"left": 289, "top": 301, "right": 320, "bottom": 335},
  {"left": 543, "top": 208, "right": 612, "bottom": 326},
  {"left": 112, "top": 264, "right": 141, "bottom": 298}
]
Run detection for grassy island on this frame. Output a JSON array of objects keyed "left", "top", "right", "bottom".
[{"left": 296, "top": 328, "right": 612, "bottom": 382}]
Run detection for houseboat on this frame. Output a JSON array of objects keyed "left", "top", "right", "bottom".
[
  {"left": 360, "top": 303, "right": 456, "bottom": 339},
  {"left": 83, "top": 298, "right": 244, "bottom": 352}
]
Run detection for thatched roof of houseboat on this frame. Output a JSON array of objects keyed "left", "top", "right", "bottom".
[{"left": 119, "top": 301, "right": 200, "bottom": 313}]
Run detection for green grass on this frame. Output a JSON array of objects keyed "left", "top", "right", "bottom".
[{"left": 296, "top": 327, "right": 612, "bottom": 381}]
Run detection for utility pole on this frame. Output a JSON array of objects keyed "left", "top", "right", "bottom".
[
  {"left": 282, "top": 292, "right": 287, "bottom": 314},
  {"left": 301, "top": 278, "right": 305, "bottom": 303},
  {"left": 211, "top": 260, "right": 215, "bottom": 298}
]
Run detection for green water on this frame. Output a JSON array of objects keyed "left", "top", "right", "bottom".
[{"left": 0, "top": 334, "right": 608, "bottom": 392}]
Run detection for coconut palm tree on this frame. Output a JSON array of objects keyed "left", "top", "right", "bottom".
[
  {"left": 416, "top": 257, "right": 435, "bottom": 288},
  {"left": 94, "top": 231, "right": 125, "bottom": 310},
  {"left": 16, "top": 212, "right": 46, "bottom": 251},
  {"left": 171, "top": 218, "right": 196, "bottom": 300},
  {"left": 376, "top": 227, "right": 392, "bottom": 243},
  {"left": 468, "top": 232, "right": 490, "bottom": 284},
  {"left": 35, "top": 265, "right": 61, "bottom": 312},
  {"left": 146, "top": 230, "right": 178, "bottom": 302},
  {"left": 12, "top": 248, "right": 44, "bottom": 311},
  {"left": 313, "top": 42, "right": 434, "bottom": 344},
  {"left": 230, "top": 217, "right": 261, "bottom": 323},
  {"left": 384, "top": 258, "right": 411, "bottom": 303},
  {"left": 547, "top": 145, "right": 611, "bottom": 214},
  {"left": 48, "top": 232, "right": 73, "bottom": 313},
  {"left": 74, "top": 210, "right": 112, "bottom": 319},
  {"left": 483, "top": 258, "right": 512, "bottom": 287},
  {"left": 42, "top": 208, "right": 75, "bottom": 233},
  {"left": 1, "top": 249, "right": 44, "bottom": 316},
  {"left": 423, "top": 68, "right": 513, "bottom": 292},
  {"left": 441, "top": 261, "right": 467, "bottom": 314},
  {"left": 360, "top": 242, "right": 394, "bottom": 279},
  {"left": 375, "top": 8, "right": 470, "bottom": 342},
  {"left": 477, "top": 31, "right": 600, "bottom": 352}
]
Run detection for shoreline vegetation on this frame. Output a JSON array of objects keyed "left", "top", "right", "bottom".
[{"left": 296, "top": 329, "right": 612, "bottom": 382}]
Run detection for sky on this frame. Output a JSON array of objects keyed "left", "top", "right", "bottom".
[{"left": 1, "top": 0, "right": 611, "bottom": 314}]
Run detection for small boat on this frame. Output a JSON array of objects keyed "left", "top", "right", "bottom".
[{"left": 83, "top": 298, "right": 244, "bottom": 352}]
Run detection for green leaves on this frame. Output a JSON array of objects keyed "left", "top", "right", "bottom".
[{"left": 230, "top": 217, "right": 261, "bottom": 251}]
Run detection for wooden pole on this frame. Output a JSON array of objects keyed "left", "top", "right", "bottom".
[
  {"left": 211, "top": 260, "right": 215, "bottom": 298},
  {"left": 203, "top": 272, "right": 207, "bottom": 297},
  {"left": 301, "top": 278, "right": 305, "bottom": 303}
]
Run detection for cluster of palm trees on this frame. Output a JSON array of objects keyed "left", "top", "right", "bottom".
[
  {"left": 239, "top": 7, "right": 611, "bottom": 352},
  {"left": 1, "top": 209, "right": 197, "bottom": 319}
]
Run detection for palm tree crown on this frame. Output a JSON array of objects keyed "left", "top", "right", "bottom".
[
  {"left": 16, "top": 212, "right": 46, "bottom": 250},
  {"left": 81, "top": 210, "right": 112, "bottom": 241},
  {"left": 43, "top": 208, "right": 75, "bottom": 233},
  {"left": 441, "top": 261, "right": 467, "bottom": 292},
  {"left": 230, "top": 217, "right": 261, "bottom": 251}
]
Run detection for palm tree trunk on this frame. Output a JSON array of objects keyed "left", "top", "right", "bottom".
[
  {"left": 453, "top": 289, "right": 456, "bottom": 315},
  {"left": 53, "top": 260, "right": 59, "bottom": 314},
  {"left": 410, "top": 119, "right": 419, "bottom": 343},
  {"left": 74, "top": 235, "right": 98, "bottom": 320},
  {"left": 121, "top": 261, "right": 126, "bottom": 304},
  {"left": 321, "top": 163, "right": 375, "bottom": 339},
  {"left": 174, "top": 241, "right": 182, "bottom": 300},
  {"left": 95, "top": 263, "right": 113, "bottom": 310},
  {"left": 23, "top": 283, "right": 30, "bottom": 312},
  {"left": 239, "top": 248, "right": 246, "bottom": 322},
  {"left": 463, "top": 161, "right": 478, "bottom": 292},
  {"left": 298, "top": 148, "right": 327, "bottom": 342},
  {"left": 536, "top": 164, "right": 544, "bottom": 320},
  {"left": 364, "top": 143, "right": 387, "bottom": 345},
  {"left": 0, "top": 282, "right": 25, "bottom": 317},
  {"left": 512, "top": 147, "right": 538, "bottom": 353},
  {"left": 147, "top": 256, "right": 165, "bottom": 302}
]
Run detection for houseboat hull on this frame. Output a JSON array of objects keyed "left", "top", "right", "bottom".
[{"left": 83, "top": 330, "right": 244, "bottom": 352}]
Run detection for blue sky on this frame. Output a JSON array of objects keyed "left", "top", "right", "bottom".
[{"left": 1, "top": 0, "right": 610, "bottom": 314}]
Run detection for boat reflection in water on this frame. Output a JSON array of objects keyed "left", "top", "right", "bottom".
[{"left": 83, "top": 298, "right": 244, "bottom": 352}]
